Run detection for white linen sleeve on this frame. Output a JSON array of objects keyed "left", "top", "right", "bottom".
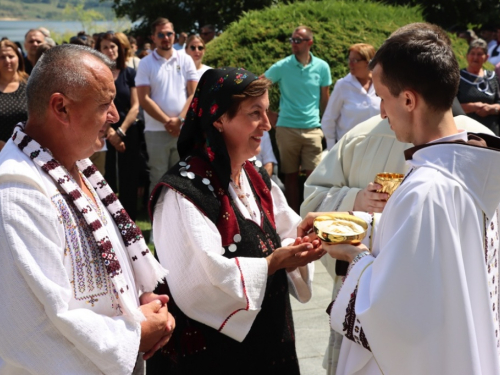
[
  {"left": 321, "top": 80, "right": 344, "bottom": 150},
  {"left": 153, "top": 187, "right": 268, "bottom": 343},
  {"left": 270, "top": 180, "right": 314, "bottom": 303},
  {"left": 0, "top": 183, "right": 140, "bottom": 375},
  {"left": 353, "top": 211, "right": 382, "bottom": 251}
]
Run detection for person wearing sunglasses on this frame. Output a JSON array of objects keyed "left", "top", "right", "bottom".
[
  {"left": 264, "top": 25, "right": 332, "bottom": 213},
  {"left": 321, "top": 43, "right": 380, "bottom": 150},
  {"left": 185, "top": 34, "right": 212, "bottom": 79},
  {"left": 135, "top": 17, "right": 198, "bottom": 193},
  {"left": 200, "top": 24, "right": 216, "bottom": 44}
]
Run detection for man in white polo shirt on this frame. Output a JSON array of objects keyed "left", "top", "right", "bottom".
[{"left": 136, "top": 17, "right": 198, "bottom": 191}]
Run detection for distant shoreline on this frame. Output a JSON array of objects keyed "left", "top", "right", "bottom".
[{"left": 0, "top": 18, "right": 23, "bottom": 21}]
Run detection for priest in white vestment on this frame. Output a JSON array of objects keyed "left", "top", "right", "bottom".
[
  {"left": 300, "top": 24, "right": 500, "bottom": 375},
  {"left": 0, "top": 45, "right": 173, "bottom": 375},
  {"left": 301, "top": 114, "right": 494, "bottom": 374}
]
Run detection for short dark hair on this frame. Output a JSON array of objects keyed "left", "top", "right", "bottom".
[
  {"left": 369, "top": 24, "right": 459, "bottom": 112},
  {"left": 151, "top": 18, "right": 173, "bottom": 35},
  {"left": 200, "top": 24, "right": 215, "bottom": 32},
  {"left": 225, "top": 77, "right": 273, "bottom": 120}
]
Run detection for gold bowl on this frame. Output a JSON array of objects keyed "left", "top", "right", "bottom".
[
  {"left": 374, "top": 172, "right": 404, "bottom": 197},
  {"left": 313, "top": 213, "right": 367, "bottom": 244}
]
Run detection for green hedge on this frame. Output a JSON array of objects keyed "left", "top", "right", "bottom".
[{"left": 204, "top": 0, "right": 472, "bottom": 110}]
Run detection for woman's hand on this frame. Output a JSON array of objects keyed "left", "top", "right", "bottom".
[
  {"left": 266, "top": 237, "right": 325, "bottom": 275},
  {"left": 476, "top": 103, "right": 500, "bottom": 117}
]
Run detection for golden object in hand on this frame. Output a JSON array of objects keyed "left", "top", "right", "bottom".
[
  {"left": 374, "top": 172, "right": 404, "bottom": 197},
  {"left": 313, "top": 213, "right": 368, "bottom": 244}
]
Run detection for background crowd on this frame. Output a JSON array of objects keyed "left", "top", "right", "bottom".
[
  {"left": 2, "top": 18, "right": 500, "bottom": 374},
  {"left": 3, "top": 22, "right": 500, "bottom": 218}
]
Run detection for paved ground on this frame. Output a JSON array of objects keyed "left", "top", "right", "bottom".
[{"left": 291, "top": 260, "right": 333, "bottom": 375}]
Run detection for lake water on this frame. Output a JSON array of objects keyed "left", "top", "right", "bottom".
[{"left": 0, "top": 20, "right": 139, "bottom": 44}]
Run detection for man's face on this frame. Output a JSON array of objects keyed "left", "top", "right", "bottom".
[
  {"left": 290, "top": 28, "right": 311, "bottom": 56},
  {"left": 178, "top": 32, "right": 187, "bottom": 44},
  {"left": 200, "top": 28, "right": 215, "bottom": 43},
  {"left": 152, "top": 23, "right": 175, "bottom": 52},
  {"left": 481, "top": 30, "right": 495, "bottom": 42},
  {"left": 67, "top": 58, "right": 119, "bottom": 158},
  {"left": 24, "top": 31, "right": 45, "bottom": 58},
  {"left": 372, "top": 64, "right": 412, "bottom": 143}
]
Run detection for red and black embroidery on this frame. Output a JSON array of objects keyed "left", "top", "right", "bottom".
[
  {"left": 11, "top": 124, "right": 167, "bottom": 322},
  {"left": 342, "top": 286, "right": 372, "bottom": 352}
]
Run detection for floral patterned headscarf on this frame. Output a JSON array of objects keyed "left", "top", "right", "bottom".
[{"left": 177, "top": 67, "right": 259, "bottom": 190}]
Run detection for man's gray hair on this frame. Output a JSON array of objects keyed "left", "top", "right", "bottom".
[{"left": 26, "top": 44, "right": 115, "bottom": 119}]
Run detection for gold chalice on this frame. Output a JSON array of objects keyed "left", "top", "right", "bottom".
[
  {"left": 313, "top": 213, "right": 367, "bottom": 244},
  {"left": 374, "top": 172, "right": 404, "bottom": 197}
]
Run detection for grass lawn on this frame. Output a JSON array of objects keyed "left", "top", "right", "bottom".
[{"left": 135, "top": 202, "right": 154, "bottom": 253}]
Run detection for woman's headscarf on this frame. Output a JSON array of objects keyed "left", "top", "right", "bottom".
[{"left": 177, "top": 67, "right": 259, "bottom": 189}]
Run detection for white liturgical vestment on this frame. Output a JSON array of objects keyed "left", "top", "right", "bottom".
[
  {"left": 329, "top": 132, "right": 500, "bottom": 375},
  {"left": 301, "top": 115, "right": 494, "bottom": 374}
]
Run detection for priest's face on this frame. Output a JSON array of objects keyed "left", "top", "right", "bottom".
[{"left": 372, "top": 64, "right": 413, "bottom": 143}]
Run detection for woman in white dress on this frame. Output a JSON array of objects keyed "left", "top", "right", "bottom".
[
  {"left": 147, "top": 67, "right": 324, "bottom": 374},
  {"left": 185, "top": 34, "right": 212, "bottom": 79},
  {"left": 321, "top": 43, "right": 380, "bottom": 150}
]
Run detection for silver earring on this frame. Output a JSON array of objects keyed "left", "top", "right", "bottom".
[{"left": 218, "top": 128, "right": 223, "bottom": 133}]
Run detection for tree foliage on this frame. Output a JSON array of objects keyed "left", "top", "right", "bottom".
[
  {"left": 373, "top": 0, "right": 500, "bottom": 29},
  {"left": 201, "top": 0, "right": 470, "bottom": 111},
  {"left": 110, "top": 0, "right": 298, "bottom": 35}
]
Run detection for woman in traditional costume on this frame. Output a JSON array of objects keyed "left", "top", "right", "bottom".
[
  {"left": 457, "top": 38, "right": 500, "bottom": 135},
  {"left": 148, "top": 67, "right": 323, "bottom": 374}
]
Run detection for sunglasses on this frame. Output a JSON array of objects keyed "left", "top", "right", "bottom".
[
  {"left": 289, "top": 37, "right": 311, "bottom": 44},
  {"left": 157, "top": 32, "right": 174, "bottom": 39},
  {"left": 189, "top": 45, "right": 205, "bottom": 51},
  {"left": 200, "top": 32, "right": 213, "bottom": 36}
]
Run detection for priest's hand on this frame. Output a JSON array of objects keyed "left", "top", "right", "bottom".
[
  {"left": 267, "top": 237, "right": 325, "bottom": 275},
  {"left": 323, "top": 242, "right": 368, "bottom": 263},
  {"left": 139, "top": 299, "right": 175, "bottom": 359},
  {"left": 353, "top": 182, "right": 388, "bottom": 213}
]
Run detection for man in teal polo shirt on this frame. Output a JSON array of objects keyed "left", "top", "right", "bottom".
[{"left": 265, "top": 25, "right": 331, "bottom": 213}]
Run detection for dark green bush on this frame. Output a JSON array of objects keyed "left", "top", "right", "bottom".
[{"left": 204, "top": 0, "right": 471, "bottom": 110}]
